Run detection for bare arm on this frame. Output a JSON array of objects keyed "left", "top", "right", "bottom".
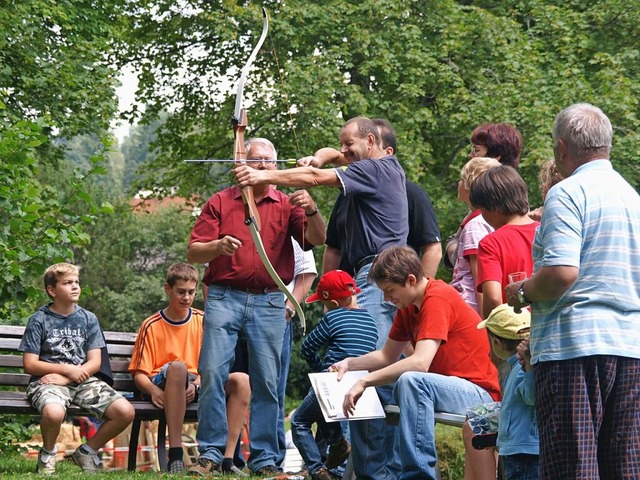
[
  {"left": 322, "top": 245, "right": 342, "bottom": 274},
  {"left": 186, "top": 235, "right": 242, "bottom": 265},
  {"left": 341, "top": 338, "right": 441, "bottom": 416},
  {"left": 23, "top": 349, "right": 101, "bottom": 384},
  {"left": 134, "top": 371, "right": 166, "bottom": 408},
  {"left": 419, "top": 242, "right": 443, "bottom": 278},
  {"left": 506, "top": 265, "right": 579, "bottom": 311},
  {"left": 288, "top": 190, "right": 327, "bottom": 246},
  {"left": 287, "top": 272, "right": 316, "bottom": 319},
  {"left": 469, "top": 254, "right": 484, "bottom": 315},
  {"left": 481, "top": 280, "right": 503, "bottom": 320},
  {"left": 351, "top": 338, "right": 440, "bottom": 387},
  {"left": 297, "top": 148, "right": 348, "bottom": 168},
  {"left": 235, "top": 165, "right": 341, "bottom": 189}
]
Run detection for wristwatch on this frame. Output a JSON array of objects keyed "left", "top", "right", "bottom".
[
  {"left": 517, "top": 282, "right": 531, "bottom": 305},
  {"left": 285, "top": 305, "right": 296, "bottom": 318}
]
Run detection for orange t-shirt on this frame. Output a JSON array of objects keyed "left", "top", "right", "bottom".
[
  {"left": 128, "top": 308, "right": 203, "bottom": 377},
  {"left": 389, "top": 279, "right": 500, "bottom": 400}
]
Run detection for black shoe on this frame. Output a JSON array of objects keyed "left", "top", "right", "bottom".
[{"left": 325, "top": 436, "right": 351, "bottom": 469}]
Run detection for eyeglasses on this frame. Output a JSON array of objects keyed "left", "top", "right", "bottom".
[{"left": 246, "top": 157, "right": 276, "bottom": 164}]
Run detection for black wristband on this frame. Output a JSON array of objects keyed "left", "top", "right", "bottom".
[{"left": 305, "top": 208, "right": 319, "bottom": 217}]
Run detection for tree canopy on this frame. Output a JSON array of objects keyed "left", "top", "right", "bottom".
[
  {"left": 0, "top": 0, "right": 127, "bottom": 321},
  {"left": 122, "top": 0, "right": 640, "bottom": 238}
]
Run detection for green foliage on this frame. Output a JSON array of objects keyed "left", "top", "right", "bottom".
[
  {"left": 0, "top": 0, "right": 130, "bottom": 324},
  {"left": 0, "top": 0, "right": 127, "bottom": 137},
  {"left": 76, "top": 203, "right": 200, "bottom": 332},
  {"left": 0, "top": 415, "right": 34, "bottom": 456},
  {"left": 120, "top": 0, "right": 640, "bottom": 243},
  {"left": 0, "top": 108, "right": 111, "bottom": 323}
]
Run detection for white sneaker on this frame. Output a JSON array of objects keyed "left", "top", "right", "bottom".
[
  {"left": 36, "top": 449, "right": 57, "bottom": 475},
  {"left": 71, "top": 446, "right": 102, "bottom": 472}
]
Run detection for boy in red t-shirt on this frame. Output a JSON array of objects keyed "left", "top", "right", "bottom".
[
  {"left": 470, "top": 165, "right": 540, "bottom": 321},
  {"left": 332, "top": 246, "right": 499, "bottom": 479}
]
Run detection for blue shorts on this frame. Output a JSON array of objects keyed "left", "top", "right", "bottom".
[{"left": 150, "top": 362, "right": 198, "bottom": 389}]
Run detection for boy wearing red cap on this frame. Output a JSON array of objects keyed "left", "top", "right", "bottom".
[{"left": 291, "top": 270, "right": 378, "bottom": 480}]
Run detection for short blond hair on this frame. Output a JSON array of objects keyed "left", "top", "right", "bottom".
[
  {"left": 460, "top": 157, "right": 501, "bottom": 191},
  {"left": 44, "top": 263, "right": 79, "bottom": 296},
  {"left": 538, "top": 159, "right": 564, "bottom": 200}
]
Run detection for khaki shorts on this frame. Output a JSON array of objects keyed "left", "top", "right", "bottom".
[{"left": 27, "top": 376, "right": 124, "bottom": 419}]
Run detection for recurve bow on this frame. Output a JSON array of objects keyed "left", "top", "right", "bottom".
[{"left": 232, "top": 8, "right": 306, "bottom": 332}]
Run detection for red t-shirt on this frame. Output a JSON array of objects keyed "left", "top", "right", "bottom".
[
  {"left": 475, "top": 222, "right": 540, "bottom": 301},
  {"left": 189, "top": 186, "right": 309, "bottom": 288},
  {"left": 389, "top": 279, "right": 500, "bottom": 400}
]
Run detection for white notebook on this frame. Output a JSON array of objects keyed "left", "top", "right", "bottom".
[{"left": 308, "top": 370, "right": 386, "bottom": 423}]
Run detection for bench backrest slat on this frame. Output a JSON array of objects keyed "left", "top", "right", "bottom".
[{"left": 0, "top": 324, "right": 137, "bottom": 393}]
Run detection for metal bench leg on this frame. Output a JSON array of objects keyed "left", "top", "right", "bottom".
[
  {"left": 157, "top": 416, "right": 168, "bottom": 472},
  {"left": 128, "top": 418, "right": 142, "bottom": 471},
  {"left": 341, "top": 453, "right": 355, "bottom": 480}
]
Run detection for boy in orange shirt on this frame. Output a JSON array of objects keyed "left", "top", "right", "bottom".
[{"left": 129, "top": 263, "right": 251, "bottom": 475}]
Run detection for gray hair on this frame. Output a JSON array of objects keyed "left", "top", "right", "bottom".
[
  {"left": 552, "top": 103, "right": 612, "bottom": 157},
  {"left": 245, "top": 137, "right": 278, "bottom": 160}
]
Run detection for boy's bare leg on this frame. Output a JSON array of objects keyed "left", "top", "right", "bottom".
[
  {"left": 463, "top": 422, "right": 497, "bottom": 480},
  {"left": 86, "top": 398, "right": 135, "bottom": 451},
  {"left": 224, "top": 372, "right": 250, "bottom": 458},
  {"left": 40, "top": 403, "right": 66, "bottom": 451},
  {"left": 163, "top": 361, "right": 189, "bottom": 448}
]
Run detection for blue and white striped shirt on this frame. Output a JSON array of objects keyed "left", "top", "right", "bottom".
[
  {"left": 531, "top": 160, "right": 640, "bottom": 363},
  {"left": 301, "top": 307, "right": 378, "bottom": 372}
]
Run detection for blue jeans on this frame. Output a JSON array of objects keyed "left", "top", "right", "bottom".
[
  {"left": 276, "top": 319, "right": 293, "bottom": 466},
  {"left": 349, "top": 262, "right": 399, "bottom": 480},
  {"left": 502, "top": 455, "right": 539, "bottom": 480},
  {"left": 394, "top": 371, "right": 494, "bottom": 479},
  {"left": 291, "top": 387, "right": 343, "bottom": 473},
  {"left": 196, "top": 285, "right": 286, "bottom": 471}
]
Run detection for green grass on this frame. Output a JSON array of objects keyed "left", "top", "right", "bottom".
[
  {"left": 0, "top": 424, "right": 465, "bottom": 479},
  {"left": 0, "top": 453, "right": 153, "bottom": 479}
]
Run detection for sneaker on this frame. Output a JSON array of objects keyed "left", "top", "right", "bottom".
[
  {"left": 188, "top": 457, "right": 222, "bottom": 476},
  {"left": 324, "top": 437, "right": 350, "bottom": 470},
  {"left": 36, "top": 449, "right": 57, "bottom": 475},
  {"left": 222, "top": 463, "right": 249, "bottom": 477},
  {"left": 168, "top": 458, "right": 185, "bottom": 474},
  {"left": 310, "top": 468, "right": 332, "bottom": 480},
  {"left": 71, "top": 446, "right": 102, "bottom": 472}
]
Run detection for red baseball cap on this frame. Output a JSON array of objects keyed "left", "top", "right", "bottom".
[{"left": 305, "top": 270, "right": 361, "bottom": 303}]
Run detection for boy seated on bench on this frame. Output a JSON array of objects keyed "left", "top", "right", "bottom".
[
  {"left": 332, "top": 246, "right": 500, "bottom": 479},
  {"left": 128, "top": 262, "right": 250, "bottom": 475},
  {"left": 19, "top": 263, "right": 135, "bottom": 475}
]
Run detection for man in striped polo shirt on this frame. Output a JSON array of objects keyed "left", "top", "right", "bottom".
[{"left": 507, "top": 103, "right": 640, "bottom": 480}]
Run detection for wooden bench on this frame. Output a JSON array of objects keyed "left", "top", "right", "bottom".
[{"left": 0, "top": 325, "right": 197, "bottom": 472}]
